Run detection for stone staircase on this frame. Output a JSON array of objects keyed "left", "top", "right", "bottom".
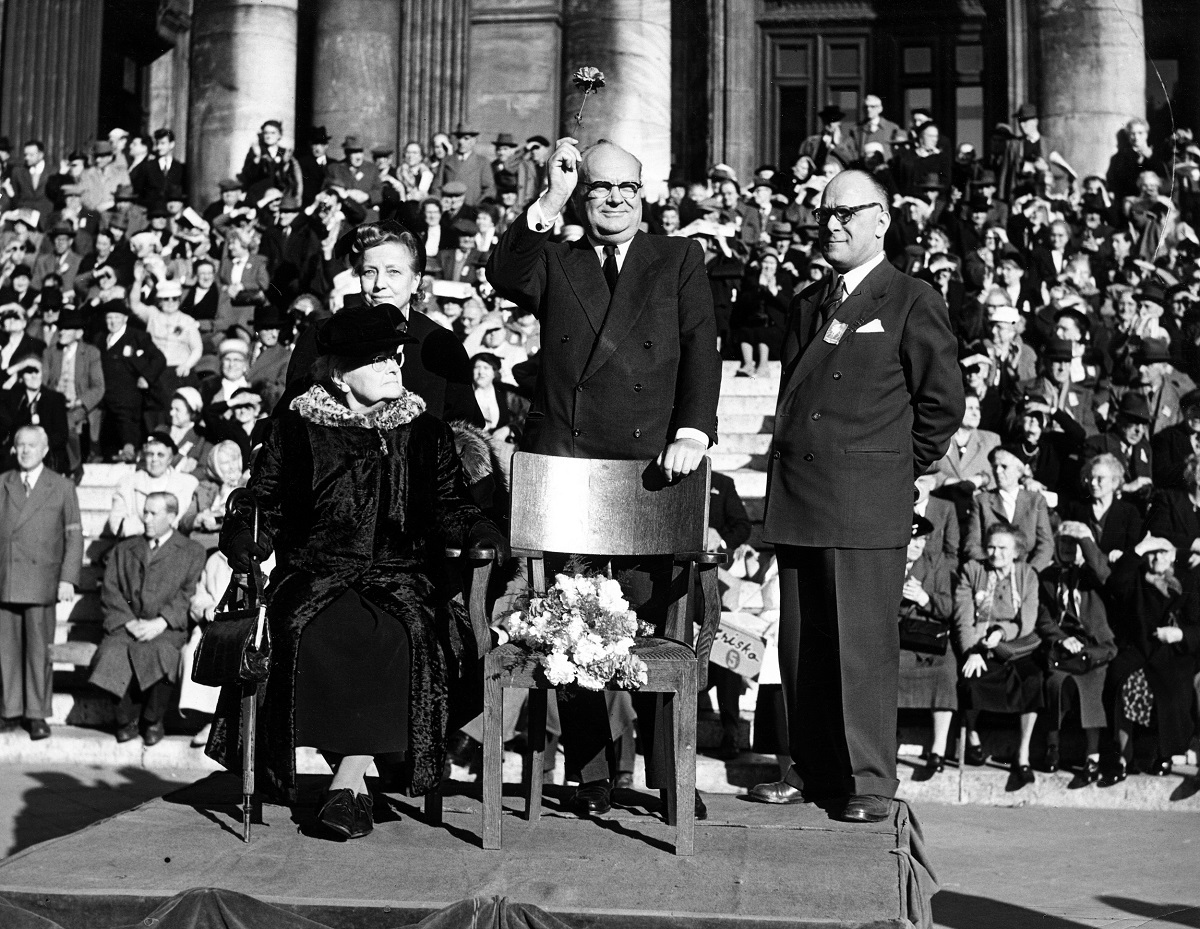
[{"left": 710, "top": 360, "right": 778, "bottom": 548}]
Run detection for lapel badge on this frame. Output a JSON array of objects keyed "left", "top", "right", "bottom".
[{"left": 823, "top": 320, "right": 848, "bottom": 345}]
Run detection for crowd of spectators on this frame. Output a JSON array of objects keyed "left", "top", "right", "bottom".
[{"left": 1, "top": 95, "right": 1199, "bottom": 786}]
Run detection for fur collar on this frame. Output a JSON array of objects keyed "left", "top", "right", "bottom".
[{"left": 292, "top": 383, "right": 426, "bottom": 430}]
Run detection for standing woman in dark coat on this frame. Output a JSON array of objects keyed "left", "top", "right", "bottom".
[
  {"left": 1101, "top": 536, "right": 1200, "bottom": 785},
  {"left": 210, "top": 301, "right": 504, "bottom": 840}
]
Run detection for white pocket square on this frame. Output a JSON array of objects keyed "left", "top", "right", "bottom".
[{"left": 857, "top": 319, "right": 885, "bottom": 333}]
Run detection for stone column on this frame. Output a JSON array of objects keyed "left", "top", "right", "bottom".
[
  {"left": 1005, "top": 0, "right": 1029, "bottom": 120},
  {"left": 707, "top": 0, "right": 757, "bottom": 185},
  {"left": 398, "top": 0, "right": 470, "bottom": 148},
  {"left": 189, "top": 0, "right": 298, "bottom": 207},
  {"left": 1033, "top": 0, "right": 1145, "bottom": 180},
  {"left": 562, "top": 0, "right": 672, "bottom": 200},
  {"left": 312, "top": 0, "right": 401, "bottom": 155}
]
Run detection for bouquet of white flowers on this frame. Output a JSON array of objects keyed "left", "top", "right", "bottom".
[{"left": 501, "top": 573, "right": 654, "bottom": 690}]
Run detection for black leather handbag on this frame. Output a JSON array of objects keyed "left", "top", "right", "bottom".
[
  {"left": 191, "top": 561, "right": 271, "bottom": 687},
  {"left": 899, "top": 616, "right": 950, "bottom": 655},
  {"left": 1047, "top": 641, "right": 1093, "bottom": 675}
]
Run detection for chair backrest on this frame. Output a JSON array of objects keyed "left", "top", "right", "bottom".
[{"left": 509, "top": 453, "right": 711, "bottom": 556}]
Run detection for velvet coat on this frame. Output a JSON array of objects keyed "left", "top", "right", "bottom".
[{"left": 206, "top": 392, "right": 491, "bottom": 803}]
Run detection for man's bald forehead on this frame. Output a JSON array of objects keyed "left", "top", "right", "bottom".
[
  {"left": 581, "top": 141, "right": 642, "bottom": 182},
  {"left": 15, "top": 425, "right": 47, "bottom": 447},
  {"left": 822, "top": 169, "right": 887, "bottom": 208}
]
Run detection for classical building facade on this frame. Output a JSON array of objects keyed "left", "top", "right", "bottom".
[{"left": 1, "top": 0, "right": 1195, "bottom": 205}]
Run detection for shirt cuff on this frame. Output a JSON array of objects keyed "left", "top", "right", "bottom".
[
  {"left": 527, "top": 198, "right": 559, "bottom": 233},
  {"left": 675, "top": 427, "right": 711, "bottom": 448}
]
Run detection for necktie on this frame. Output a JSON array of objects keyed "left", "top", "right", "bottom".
[
  {"left": 812, "top": 275, "right": 843, "bottom": 341},
  {"left": 602, "top": 245, "right": 619, "bottom": 294},
  {"left": 21, "top": 474, "right": 30, "bottom": 497}
]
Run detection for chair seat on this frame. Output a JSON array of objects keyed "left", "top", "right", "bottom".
[{"left": 486, "top": 637, "right": 695, "bottom": 690}]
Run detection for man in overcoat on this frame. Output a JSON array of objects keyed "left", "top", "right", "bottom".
[
  {"left": 486, "top": 137, "right": 721, "bottom": 816},
  {"left": 89, "top": 491, "right": 205, "bottom": 745},
  {"left": 752, "top": 169, "right": 963, "bottom": 822},
  {"left": 0, "top": 426, "right": 82, "bottom": 739}
]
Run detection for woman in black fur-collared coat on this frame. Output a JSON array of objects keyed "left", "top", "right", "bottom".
[{"left": 207, "top": 299, "right": 504, "bottom": 840}]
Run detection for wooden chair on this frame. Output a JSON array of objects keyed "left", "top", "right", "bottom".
[{"left": 481, "top": 452, "right": 724, "bottom": 856}]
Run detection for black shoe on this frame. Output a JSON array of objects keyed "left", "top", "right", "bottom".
[
  {"left": 694, "top": 790, "right": 708, "bottom": 821},
  {"left": 964, "top": 743, "right": 986, "bottom": 766},
  {"left": 838, "top": 795, "right": 892, "bottom": 823},
  {"left": 142, "top": 721, "right": 165, "bottom": 746},
  {"left": 613, "top": 772, "right": 634, "bottom": 791},
  {"left": 352, "top": 793, "right": 374, "bottom": 838},
  {"left": 445, "top": 731, "right": 479, "bottom": 767},
  {"left": 319, "top": 788, "right": 359, "bottom": 839},
  {"left": 1145, "top": 757, "right": 1173, "bottom": 777},
  {"left": 115, "top": 721, "right": 139, "bottom": 743},
  {"left": 27, "top": 719, "right": 50, "bottom": 741},
  {"left": 1043, "top": 745, "right": 1060, "bottom": 773},
  {"left": 926, "top": 752, "right": 945, "bottom": 774},
  {"left": 1013, "top": 763, "right": 1035, "bottom": 787},
  {"left": 1098, "top": 760, "right": 1128, "bottom": 788},
  {"left": 1069, "top": 759, "right": 1101, "bottom": 789},
  {"left": 571, "top": 780, "right": 611, "bottom": 815},
  {"left": 747, "top": 781, "right": 809, "bottom": 804}
]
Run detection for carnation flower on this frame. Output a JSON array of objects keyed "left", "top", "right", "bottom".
[{"left": 571, "top": 66, "right": 606, "bottom": 126}]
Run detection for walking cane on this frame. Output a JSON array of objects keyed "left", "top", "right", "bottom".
[{"left": 240, "top": 510, "right": 267, "bottom": 842}]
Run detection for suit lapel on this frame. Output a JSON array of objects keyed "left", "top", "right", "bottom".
[
  {"left": 9, "top": 472, "right": 42, "bottom": 530},
  {"left": 559, "top": 239, "right": 609, "bottom": 335},
  {"left": 778, "top": 280, "right": 827, "bottom": 399},
  {"left": 582, "top": 234, "right": 664, "bottom": 382}
]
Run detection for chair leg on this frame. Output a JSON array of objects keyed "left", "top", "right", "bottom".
[
  {"left": 675, "top": 672, "right": 697, "bottom": 857},
  {"left": 526, "top": 688, "right": 547, "bottom": 822},
  {"left": 424, "top": 786, "right": 442, "bottom": 826},
  {"left": 482, "top": 670, "right": 504, "bottom": 850},
  {"left": 657, "top": 693, "right": 678, "bottom": 826}
]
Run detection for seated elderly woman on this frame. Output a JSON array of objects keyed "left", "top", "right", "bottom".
[
  {"left": 897, "top": 515, "right": 956, "bottom": 778},
  {"left": 1035, "top": 522, "right": 1118, "bottom": 786},
  {"left": 1058, "top": 453, "right": 1143, "bottom": 562},
  {"left": 964, "top": 445, "right": 1054, "bottom": 571},
  {"left": 954, "top": 523, "right": 1042, "bottom": 786},
  {"left": 1101, "top": 535, "right": 1200, "bottom": 785},
  {"left": 209, "top": 299, "right": 505, "bottom": 841},
  {"left": 179, "top": 440, "right": 244, "bottom": 550}
]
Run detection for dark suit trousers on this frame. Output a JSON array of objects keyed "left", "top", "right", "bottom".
[
  {"left": 776, "top": 545, "right": 905, "bottom": 799},
  {"left": 0, "top": 603, "right": 57, "bottom": 719}
]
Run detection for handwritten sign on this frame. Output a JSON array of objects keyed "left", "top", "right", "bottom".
[{"left": 709, "top": 613, "right": 767, "bottom": 680}]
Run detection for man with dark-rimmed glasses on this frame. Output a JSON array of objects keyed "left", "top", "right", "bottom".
[{"left": 753, "top": 168, "right": 963, "bottom": 823}]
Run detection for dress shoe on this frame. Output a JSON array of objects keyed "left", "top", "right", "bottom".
[
  {"left": 1013, "top": 763, "right": 1035, "bottom": 787},
  {"left": 694, "top": 790, "right": 708, "bottom": 821},
  {"left": 352, "top": 792, "right": 375, "bottom": 838},
  {"left": 1144, "top": 757, "right": 1173, "bottom": 777},
  {"left": 142, "top": 721, "right": 165, "bottom": 747},
  {"left": 115, "top": 722, "right": 139, "bottom": 743},
  {"left": 925, "top": 752, "right": 945, "bottom": 774},
  {"left": 1043, "top": 745, "right": 1060, "bottom": 773},
  {"left": 27, "top": 719, "right": 50, "bottom": 741},
  {"left": 613, "top": 772, "right": 634, "bottom": 791},
  {"left": 570, "top": 780, "right": 612, "bottom": 815},
  {"left": 1068, "top": 759, "right": 1101, "bottom": 789},
  {"left": 319, "top": 788, "right": 360, "bottom": 839},
  {"left": 1098, "top": 759, "right": 1127, "bottom": 788},
  {"left": 964, "top": 743, "right": 986, "bottom": 766},
  {"left": 838, "top": 795, "right": 892, "bottom": 823},
  {"left": 747, "top": 781, "right": 808, "bottom": 805}
]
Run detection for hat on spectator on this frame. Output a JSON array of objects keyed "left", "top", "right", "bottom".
[
  {"left": 960, "top": 353, "right": 992, "bottom": 372},
  {"left": 229, "top": 388, "right": 263, "bottom": 409},
  {"left": 279, "top": 193, "right": 301, "bottom": 212},
  {"left": 929, "top": 253, "right": 956, "bottom": 275},
  {"left": 526, "top": 135, "right": 551, "bottom": 149},
  {"left": 1137, "top": 337, "right": 1172, "bottom": 364},
  {"left": 0, "top": 303, "right": 23, "bottom": 322},
  {"left": 862, "top": 142, "right": 886, "bottom": 160},
  {"left": 818, "top": 104, "right": 845, "bottom": 123},
  {"left": 172, "top": 387, "right": 203, "bottom": 417},
  {"left": 968, "top": 193, "right": 991, "bottom": 213},
  {"left": 371, "top": 145, "right": 394, "bottom": 158},
  {"left": 1181, "top": 388, "right": 1200, "bottom": 417},
  {"left": 911, "top": 515, "right": 934, "bottom": 539},
  {"left": 708, "top": 163, "right": 738, "bottom": 183},
  {"left": 311, "top": 126, "right": 332, "bottom": 144},
  {"left": 144, "top": 430, "right": 178, "bottom": 453},
  {"left": 342, "top": 135, "right": 364, "bottom": 152},
  {"left": 49, "top": 223, "right": 75, "bottom": 239},
  {"left": 58, "top": 309, "right": 85, "bottom": 331},
  {"left": 986, "top": 303, "right": 1020, "bottom": 325},
  {"left": 315, "top": 303, "right": 418, "bottom": 357},
  {"left": 1135, "top": 281, "right": 1166, "bottom": 307},
  {"left": 976, "top": 169, "right": 997, "bottom": 186},
  {"left": 453, "top": 123, "right": 479, "bottom": 137},
  {"left": 61, "top": 184, "right": 83, "bottom": 197},
  {"left": 254, "top": 304, "right": 285, "bottom": 329},
  {"left": 915, "top": 172, "right": 944, "bottom": 191},
  {"left": 1014, "top": 103, "right": 1039, "bottom": 121},
  {"left": 219, "top": 337, "right": 251, "bottom": 358},
  {"left": 39, "top": 289, "right": 63, "bottom": 310},
  {"left": 108, "top": 127, "right": 129, "bottom": 140},
  {"left": 749, "top": 175, "right": 774, "bottom": 192},
  {"left": 451, "top": 216, "right": 478, "bottom": 237},
  {"left": 91, "top": 140, "right": 113, "bottom": 156},
  {"left": 1080, "top": 194, "right": 1107, "bottom": 216},
  {"left": 147, "top": 202, "right": 169, "bottom": 219},
  {"left": 1053, "top": 305, "right": 1089, "bottom": 332},
  {"left": 768, "top": 220, "right": 793, "bottom": 238},
  {"left": 99, "top": 298, "right": 129, "bottom": 316},
  {"left": 1042, "top": 337, "right": 1074, "bottom": 362},
  {"left": 66, "top": 150, "right": 87, "bottom": 163},
  {"left": 107, "top": 212, "right": 129, "bottom": 230},
  {"left": 441, "top": 180, "right": 467, "bottom": 197},
  {"left": 114, "top": 184, "right": 137, "bottom": 202},
  {"left": 495, "top": 174, "right": 519, "bottom": 194},
  {"left": 156, "top": 279, "right": 183, "bottom": 299},
  {"left": 257, "top": 188, "right": 283, "bottom": 208},
  {"left": 492, "top": 133, "right": 517, "bottom": 147},
  {"left": 911, "top": 107, "right": 933, "bottom": 122},
  {"left": 1116, "top": 392, "right": 1152, "bottom": 423},
  {"left": 9, "top": 209, "right": 38, "bottom": 228},
  {"left": 1138, "top": 535, "right": 1174, "bottom": 555}
]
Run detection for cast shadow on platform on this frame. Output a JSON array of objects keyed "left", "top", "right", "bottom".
[
  {"left": 9, "top": 766, "right": 187, "bottom": 856},
  {"left": 935, "top": 892, "right": 1200, "bottom": 929}
]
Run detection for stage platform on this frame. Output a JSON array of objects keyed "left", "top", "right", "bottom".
[{"left": 0, "top": 774, "right": 935, "bottom": 929}]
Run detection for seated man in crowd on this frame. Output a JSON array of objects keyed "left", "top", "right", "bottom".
[{"left": 89, "top": 491, "right": 206, "bottom": 745}]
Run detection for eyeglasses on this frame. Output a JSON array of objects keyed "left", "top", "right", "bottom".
[
  {"left": 813, "top": 202, "right": 882, "bottom": 226},
  {"left": 369, "top": 350, "right": 404, "bottom": 371},
  {"left": 583, "top": 181, "right": 643, "bottom": 201}
]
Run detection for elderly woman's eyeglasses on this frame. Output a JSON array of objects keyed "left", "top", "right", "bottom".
[
  {"left": 368, "top": 350, "right": 404, "bottom": 371},
  {"left": 584, "top": 181, "right": 642, "bottom": 200}
]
